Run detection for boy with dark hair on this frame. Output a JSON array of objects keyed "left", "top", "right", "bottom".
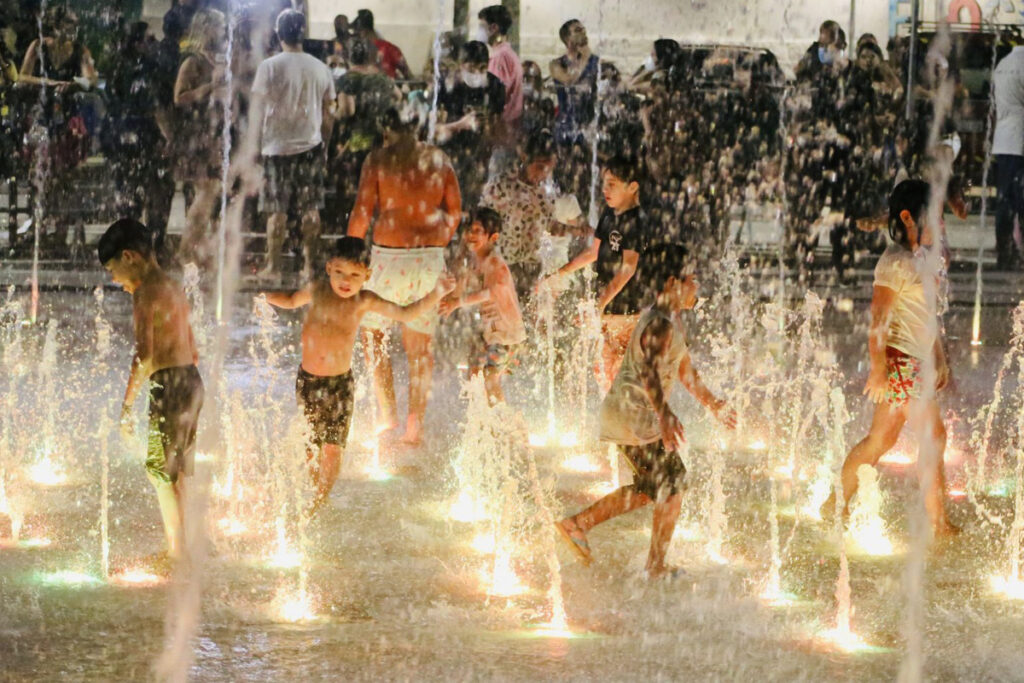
[
  {"left": 439, "top": 208, "right": 526, "bottom": 404},
  {"left": 262, "top": 237, "right": 454, "bottom": 514},
  {"left": 555, "top": 244, "right": 735, "bottom": 578},
  {"left": 99, "top": 218, "right": 203, "bottom": 565},
  {"left": 477, "top": 5, "right": 522, "bottom": 126},
  {"left": 822, "top": 179, "right": 959, "bottom": 535},
  {"left": 541, "top": 155, "right": 650, "bottom": 389}
]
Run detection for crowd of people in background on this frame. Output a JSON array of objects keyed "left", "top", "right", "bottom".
[{"left": 2, "top": 4, "right": 1024, "bottom": 275}]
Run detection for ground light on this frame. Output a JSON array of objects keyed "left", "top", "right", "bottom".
[
  {"left": 109, "top": 568, "right": 165, "bottom": 587},
  {"left": 34, "top": 570, "right": 101, "bottom": 587},
  {"left": 989, "top": 574, "right": 1024, "bottom": 600},
  {"left": 449, "top": 491, "right": 488, "bottom": 523},
  {"left": 815, "top": 625, "right": 888, "bottom": 654},
  {"left": 0, "top": 536, "right": 51, "bottom": 549},
  {"left": 562, "top": 454, "right": 601, "bottom": 473},
  {"left": 275, "top": 587, "right": 317, "bottom": 622},
  {"left": 26, "top": 456, "right": 69, "bottom": 486},
  {"left": 217, "top": 517, "right": 248, "bottom": 536}
]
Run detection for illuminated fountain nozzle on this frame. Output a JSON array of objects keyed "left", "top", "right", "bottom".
[
  {"left": 275, "top": 587, "right": 317, "bottom": 622},
  {"left": 562, "top": 454, "right": 600, "bottom": 474},
  {"left": 990, "top": 574, "right": 1024, "bottom": 600},
  {"left": 449, "top": 491, "right": 487, "bottom": 523},
  {"left": 817, "top": 626, "right": 877, "bottom": 653},
  {"left": 26, "top": 455, "right": 69, "bottom": 487},
  {"left": 110, "top": 567, "right": 165, "bottom": 587}
]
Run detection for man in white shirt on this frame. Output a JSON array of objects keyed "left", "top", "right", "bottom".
[
  {"left": 992, "top": 45, "right": 1024, "bottom": 269},
  {"left": 251, "top": 9, "right": 336, "bottom": 278}
]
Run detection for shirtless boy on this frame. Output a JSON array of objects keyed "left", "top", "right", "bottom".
[
  {"left": 555, "top": 244, "right": 735, "bottom": 578},
  {"left": 262, "top": 237, "right": 454, "bottom": 514},
  {"left": 347, "top": 107, "right": 462, "bottom": 446},
  {"left": 439, "top": 208, "right": 526, "bottom": 404},
  {"left": 99, "top": 218, "right": 204, "bottom": 565}
]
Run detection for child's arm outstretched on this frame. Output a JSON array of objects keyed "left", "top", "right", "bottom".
[
  {"left": 638, "top": 317, "right": 686, "bottom": 451},
  {"left": 865, "top": 285, "right": 897, "bottom": 403},
  {"left": 261, "top": 285, "right": 313, "bottom": 309},
  {"left": 678, "top": 352, "right": 736, "bottom": 428},
  {"left": 536, "top": 238, "right": 599, "bottom": 292},
  {"left": 364, "top": 274, "right": 456, "bottom": 322}
]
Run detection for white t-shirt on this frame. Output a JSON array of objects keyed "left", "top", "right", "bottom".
[
  {"left": 600, "top": 308, "right": 689, "bottom": 446},
  {"left": 993, "top": 46, "right": 1024, "bottom": 157},
  {"left": 252, "top": 52, "right": 335, "bottom": 157},
  {"left": 873, "top": 244, "right": 942, "bottom": 361}
]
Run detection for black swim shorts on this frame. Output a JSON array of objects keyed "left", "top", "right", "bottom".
[
  {"left": 295, "top": 367, "right": 355, "bottom": 447},
  {"left": 619, "top": 441, "right": 687, "bottom": 500},
  {"left": 147, "top": 365, "right": 204, "bottom": 484}
]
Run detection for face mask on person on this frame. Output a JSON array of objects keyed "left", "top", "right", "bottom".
[
  {"left": 597, "top": 78, "right": 610, "bottom": 96},
  {"left": 818, "top": 46, "right": 834, "bottom": 65},
  {"left": 461, "top": 69, "right": 488, "bottom": 89},
  {"left": 523, "top": 84, "right": 535, "bottom": 98},
  {"left": 475, "top": 25, "right": 491, "bottom": 44},
  {"left": 642, "top": 54, "right": 657, "bottom": 72},
  {"left": 332, "top": 65, "right": 346, "bottom": 79}
]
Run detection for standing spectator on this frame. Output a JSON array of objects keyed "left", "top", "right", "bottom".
[
  {"left": 795, "top": 20, "right": 842, "bottom": 82},
  {"left": 351, "top": 9, "right": 412, "bottom": 81},
  {"left": 992, "top": 44, "right": 1024, "bottom": 270},
  {"left": 173, "top": 8, "right": 228, "bottom": 267},
  {"left": 480, "top": 128, "right": 557, "bottom": 301},
  {"left": 330, "top": 13, "right": 352, "bottom": 69},
  {"left": 106, "top": 21, "right": 175, "bottom": 260},
  {"left": 328, "top": 37, "right": 398, "bottom": 230},
  {"left": 520, "top": 59, "right": 554, "bottom": 136},
  {"left": 550, "top": 19, "right": 599, "bottom": 212},
  {"left": 629, "top": 38, "right": 678, "bottom": 91},
  {"left": 250, "top": 9, "right": 335, "bottom": 279},
  {"left": 164, "top": 0, "right": 199, "bottom": 48},
  {"left": 477, "top": 5, "right": 523, "bottom": 129},
  {"left": 436, "top": 40, "right": 505, "bottom": 207},
  {"left": 18, "top": 5, "right": 98, "bottom": 255}
]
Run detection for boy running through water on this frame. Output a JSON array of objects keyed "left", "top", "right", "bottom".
[
  {"left": 555, "top": 245, "right": 736, "bottom": 578},
  {"left": 99, "top": 218, "right": 204, "bottom": 565},
  {"left": 261, "top": 238, "right": 454, "bottom": 515},
  {"left": 439, "top": 208, "right": 526, "bottom": 404},
  {"left": 539, "top": 156, "right": 650, "bottom": 390},
  {"left": 824, "top": 180, "right": 959, "bottom": 535}
]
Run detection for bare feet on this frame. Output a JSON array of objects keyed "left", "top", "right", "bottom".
[
  {"left": 644, "top": 564, "right": 686, "bottom": 581},
  {"left": 554, "top": 517, "right": 593, "bottom": 566},
  {"left": 818, "top": 492, "right": 850, "bottom": 522},
  {"left": 400, "top": 415, "right": 423, "bottom": 447}
]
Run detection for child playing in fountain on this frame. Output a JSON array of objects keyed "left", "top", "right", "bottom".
[
  {"left": 538, "top": 156, "right": 651, "bottom": 390},
  {"left": 98, "top": 218, "right": 204, "bottom": 569},
  {"left": 439, "top": 207, "right": 526, "bottom": 404},
  {"left": 555, "top": 244, "right": 736, "bottom": 578},
  {"left": 823, "top": 180, "right": 959, "bottom": 535},
  {"left": 261, "top": 237, "right": 454, "bottom": 515}
]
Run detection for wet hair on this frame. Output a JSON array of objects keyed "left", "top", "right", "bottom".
[
  {"left": 644, "top": 243, "right": 691, "bottom": 300},
  {"left": 460, "top": 40, "right": 489, "bottom": 67},
  {"left": 276, "top": 9, "right": 305, "bottom": 46},
  {"left": 352, "top": 9, "right": 374, "bottom": 33},
  {"left": 472, "top": 207, "right": 502, "bottom": 235},
  {"left": 349, "top": 37, "right": 372, "bottom": 66},
  {"left": 329, "top": 236, "right": 370, "bottom": 266},
  {"left": 97, "top": 218, "right": 152, "bottom": 265},
  {"left": 603, "top": 155, "right": 646, "bottom": 191},
  {"left": 888, "top": 179, "right": 931, "bottom": 247},
  {"left": 187, "top": 9, "right": 225, "bottom": 52},
  {"left": 522, "top": 128, "right": 556, "bottom": 162},
  {"left": 559, "top": 19, "right": 581, "bottom": 44},
  {"left": 478, "top": 6, "right": 512, "bottom": 36}
]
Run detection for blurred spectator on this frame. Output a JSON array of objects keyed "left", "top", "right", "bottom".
[
  {"left": 165, "top": 0, "right": 199, "bottom": 47},
  {"left": 105, "top": 21, "right": 175, "bottom": 260},
  {"left": 18, "top": 4, "right": 98, "bottom": 254},
  {"left": 520, "top": 59, "right": 553, "bottom": 135},
  {"left": 435, "top": 40, "right": 505, "bottom": 206},
  {"left": 480, "top": 128, "right": 557, "bottom": 301},
  {"left": 630, "top": 38, "right": 678, "bottom": 91},
  {"left": 550, "top": 19, "right": 599, "bottom": 213},
  {"left": 352, "top": 9, "right": 412, "bottom": 81},
  {"left": 993, "top": 44, "right": 1024, "bottom": 270},
  {"left": 250, "top": 9, "right": 335, "bottom": 278},
  {"left": 478, "top": 5, "right": 523, "bottom": 129},
  {"left": 328, "top": 37, "right": 398, "bottom": 230},
  {"left": 796, "top": 20, "right": 842, "bottom": 82},
  {"left": 329, "top": 13, "right": 351, "bottom": 69},
  {"left": 173, "top": 8, "right": 228, "bottom": 266}
]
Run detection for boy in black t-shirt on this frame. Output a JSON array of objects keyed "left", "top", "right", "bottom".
[{"left": 539, "top": 156, "right": 649, "bottom": 389}]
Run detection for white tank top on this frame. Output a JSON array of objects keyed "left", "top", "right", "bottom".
[{"left": 599, "top": 307, "right": 689, "bottom": 445}]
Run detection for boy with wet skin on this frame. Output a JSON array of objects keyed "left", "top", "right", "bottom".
[
  {"left": 555, "top": 244, "right": 736, "bottom": 578},
  {"left": 439, "top": 207, "right": 526, "bottom": 404},
  {"left": 261, "top": 237, "right": 454, "bottom": 515},
  {"left": 823, "top": 180, "right": 959, "bottom": 535},
  {"left": 99, "top": 218, "right": 203, "bottom": 567}
]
